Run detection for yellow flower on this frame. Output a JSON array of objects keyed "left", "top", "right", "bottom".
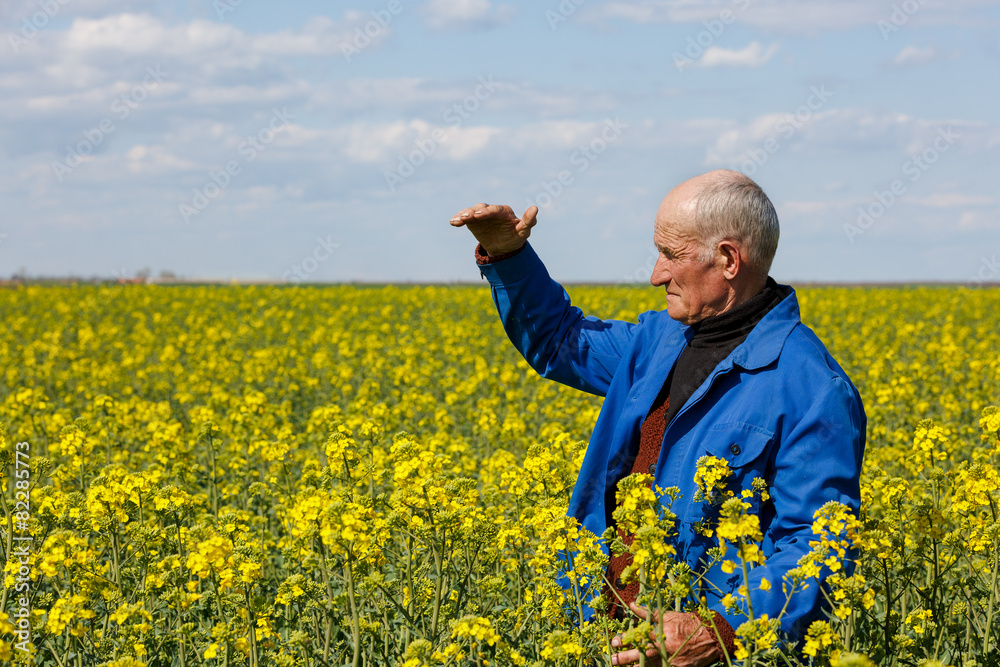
[
  {"left": 831, "top": 653, "right": 876, "bottom": 667},
  {"left": 716, "top": 498, "right": 762, "bottom": 543},
  {"left": 540, "top": 630, "right": 586, "bottom": 660},
  {"left": 451, "top": 616, "right": 500, "bottom": 647},
  {"left": 102, "top": 659, "right": 149, "bottom": 667},
  {"left": 905, "top": 609, "right": 935, "bottom": 635},
  {"left": 803, "top": 620, "right": 840, "bottom": 657},
  {"left": 693, "top": 455, "right": 732, "bottom": 503}
]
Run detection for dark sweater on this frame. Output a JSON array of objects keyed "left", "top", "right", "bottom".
[{"left": 660, "top": 276, "right": 790, "bottom": 429}]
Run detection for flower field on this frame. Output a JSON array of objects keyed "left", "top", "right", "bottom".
[{"left": 0, "top": 283, "right": 998, "bottom": 667}]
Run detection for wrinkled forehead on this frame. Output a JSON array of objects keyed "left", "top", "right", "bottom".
[{"left": 653, "top": 192, "right": 700, "bottom": 244}]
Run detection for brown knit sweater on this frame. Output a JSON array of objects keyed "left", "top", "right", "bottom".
[
  {"left": 603, "top": 388, "right": 737, "bottom": 663},
  {"left": 476, "top": 242, "right": 737, "bottom": 662}
]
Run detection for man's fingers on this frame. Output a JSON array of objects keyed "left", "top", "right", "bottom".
[
  {"left": 629, "top": 601, "right": 651, "bottom": 620},
  {"left": 610, "top": 649, "right": 637, "bottom": 666},
  {"left": 450, "top": 203, "right": 520, "bottom": 221},
  {"left": 449, "top": 202, "right": 531, "bottom": 246},
  {"left": 449, "top": 203, "right": 493, "bottom": 225},
  {"left": 516, "top": 206, "right": 539, "bottom": 236},
  {"left": 610, "top": 647, "right": 657, "bottom": 666},
  {"left": 472, "top": 203, "right": 514, "bottom": 219},
  {"left": 448, "top": 207, "right": 474, "bottom": 225}
]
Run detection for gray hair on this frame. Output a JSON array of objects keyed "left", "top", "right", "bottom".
[{"left": 692, "top": 173, "right": 780, "bottom": 277}]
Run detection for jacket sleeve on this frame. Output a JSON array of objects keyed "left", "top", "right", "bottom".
[
  {"left": 710, "top": 374, "right": 866, "bottom": 641},
  {"left": 476, "top": 241, "right": 647, "bottom": 397}
]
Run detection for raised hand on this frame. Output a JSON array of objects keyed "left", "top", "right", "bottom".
[{"left": 449, "top": 203, "right": 538, "bottom": 256}]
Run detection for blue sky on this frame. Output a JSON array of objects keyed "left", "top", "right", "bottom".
[{"left": 2, "top": 0, "right": 998, "bottom": 283}]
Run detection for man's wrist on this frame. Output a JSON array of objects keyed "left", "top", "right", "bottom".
[{"left": 475, "top": 241, "right": 527, "bottom": 265}]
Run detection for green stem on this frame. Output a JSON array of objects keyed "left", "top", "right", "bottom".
[
  {"left": 882, "top": 558, "right": 892, "bottom": 664},
  {"left": 111, "top": 527, "right": 122, "bottom": 592},
  {"left": 316, "top": 540, "right": 335, "bottom": 662},
  {"left": 982, "top": 537, "right": 999, "bottom": 657},
  {"left": 739, "top": 545, "right": 755, "bottom": 666},
  {"left": 430, "top": 527, "right": 445, "bottom": 640},
  {"left": 0, "top": 482, "right": 12, "bottom": 612},
  {"left": 245, "top": 588, "right": 259, "bottom": 667},
  {"left": 208, "top": 429, "right": 219, "bottom": 516},
  {"left": 345, "top": 556, "right": 361, "bottom": 667}
]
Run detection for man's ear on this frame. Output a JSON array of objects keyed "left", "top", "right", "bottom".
[{"left": 717, "top": 240, "right": 741, "bottom": 280}]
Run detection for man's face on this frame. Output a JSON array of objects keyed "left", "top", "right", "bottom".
[{"left": 650, "top": 185, "right": 731, "bottom": 325}]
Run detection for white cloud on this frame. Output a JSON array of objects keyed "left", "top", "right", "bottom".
[
  {"left": 420, "top": 0, "right": 516, "bottom": 31},
  {"left": 703, "top": 108, "right": 988, "bottom": 166},
  {"left": 313, "top": 118, "right": 635, "bottom": 165},
  {"left": 782, "top": 193, "right": 993, "bottom": 219},
  {"left": 704, "top": 113, "right": 784, "bottom": 162},
  {"left": 892, "top": 46, "right": 941, "bottom": 66},
  {"left": 125, "top": 143, "right": 200, "bottom": 174},
  {"left": 583, "top": 0, "right": 882, "bottom": 31},
  {"left": 956, "top": 210, "right": 998, "bottom": 231},
  {"left": 311, "top": 77, "right": 616, "bottom": 118},
  {"left": 910, "top": 193, "right": 994, "bottom": 207},
  {"left": 0, "top": 0, "right": 159, "bottom": 22},
  {"left": 581, "top": 0, "right": 997, "bottom": 32},
  {"left": 55, "top": 13, "right": 363, "bottom": 58},
  {"left": 699, "top": 42, "right": 778, "bottom": 68},
  {"left": 0, "top": 12, "right": 387, "bottom": 129}
]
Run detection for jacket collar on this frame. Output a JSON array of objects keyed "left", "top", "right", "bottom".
[{"left": 677, "top": 284, "right": 800, "bottom": 372}]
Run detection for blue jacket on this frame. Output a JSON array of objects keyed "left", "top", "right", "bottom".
[{"left": 477, "top": 241, "right": 866, "bottom": 640}]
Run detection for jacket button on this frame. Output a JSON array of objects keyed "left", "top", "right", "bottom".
[
  {"left": 730, "top": 443, "right": 742, "bottom": 456},
  {"left": 648, "top": 463, "right": 656, "bottom": 475},
  {"left": 614, "top": 576, "right": 626, "bottom": 591}
]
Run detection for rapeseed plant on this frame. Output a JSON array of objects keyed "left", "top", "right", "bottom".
[{"left": 0, "top": 284, "right": 997, "bottom": 665}]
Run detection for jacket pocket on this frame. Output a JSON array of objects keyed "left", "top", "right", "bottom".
[{"left": 701, "top": 421, "right": 774, "bottom": 469}]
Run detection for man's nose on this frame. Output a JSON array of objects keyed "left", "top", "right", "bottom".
[{"left": 650, "top": 257, "right": 670, "bottom": 286}]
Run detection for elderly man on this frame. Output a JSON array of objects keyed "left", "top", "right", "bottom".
[{"left": 449, "top": 170, "right": 865, "bottom": 666}]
